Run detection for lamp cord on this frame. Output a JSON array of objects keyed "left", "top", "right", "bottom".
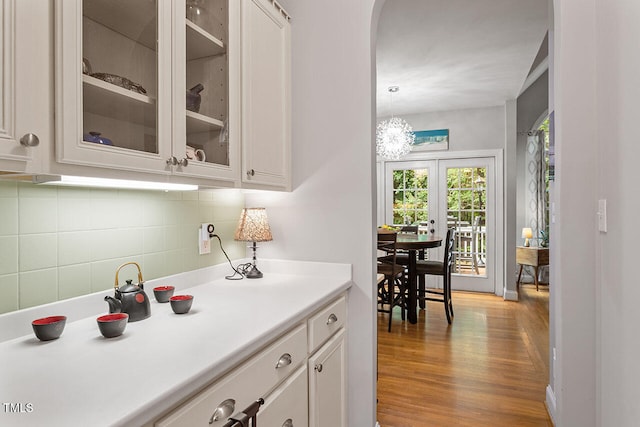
[{"left": 211, "top": 234, "right": 252, "bottom": 280}]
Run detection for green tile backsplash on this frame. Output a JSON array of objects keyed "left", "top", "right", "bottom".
[{"left": 0, "top": 181, "right": 246, "bottom": 314}]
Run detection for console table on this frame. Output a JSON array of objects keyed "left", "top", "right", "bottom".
[{"left": 516, "top": 246, "right": 549, "bottom": 291}]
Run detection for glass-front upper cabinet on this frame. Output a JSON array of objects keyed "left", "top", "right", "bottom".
[
  {"left": 56, "top": 0, "right": 172, "bottom": 174},
  {"left": 55, "top": 0, "right": 238, "bottom": 182},
  {"left": 171, "top": 0, "right": 239, "bottom": 182}
]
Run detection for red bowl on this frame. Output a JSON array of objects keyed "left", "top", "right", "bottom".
[
  {"left": 32, "top": 315, "right": 67, "bottom": 341},
  {"left": 153, "top": 286, "right": 175, "bottom": 303},
  {"left": 170, "top": 295, "right": 193, "bottom": 314},
  {"left": 97, "top": 313, "right": 129, "bottom": 338}
]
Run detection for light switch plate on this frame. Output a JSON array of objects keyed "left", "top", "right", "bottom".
[{"left": 598, "top": 199, "right": 607, "bottom": 233}]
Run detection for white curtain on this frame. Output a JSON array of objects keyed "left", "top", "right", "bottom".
[
  {"left": 525, "top": 130, "right": 547, "bottom": 242},
  {"left": 524, "top": 130, "right": 548, "bottom": 283}
]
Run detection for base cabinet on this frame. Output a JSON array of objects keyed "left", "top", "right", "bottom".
[
  {"left": 308, "top": 329, "right": 347, "bottom": 427},
  {"left": 151, "top": 294, "right": 346, "bottom": 427}
]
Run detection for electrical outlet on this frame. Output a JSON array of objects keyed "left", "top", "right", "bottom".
[{"left": 198, "top": 223, "right": 212, "bottom": 255}]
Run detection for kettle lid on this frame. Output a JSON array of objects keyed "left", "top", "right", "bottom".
[{"left": 119, "top": 279, "right": 141, "bottom": 293}]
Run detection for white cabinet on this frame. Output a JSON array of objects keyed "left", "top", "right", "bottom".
[
  {"left": 152, "top": 294, "right": 346, "bottom": 427},
  {"left": 240, "top": 0, "right": 291, "bottom": 190},
  {"left": 0, "top": 0, "right": 49, "bottom": 173},
  {"left": 54, "top": 0, "right": 239, "bottom": 183},
  {"left": 308, "top": 330, "right": 347, "bottom": 427},
  {"left": 307, "top": 296, "right": 347, "bottom": 427}
]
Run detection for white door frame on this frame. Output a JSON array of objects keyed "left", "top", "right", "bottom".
[{"left": 378, "top": 149, "right": 504, "bottom": 296}]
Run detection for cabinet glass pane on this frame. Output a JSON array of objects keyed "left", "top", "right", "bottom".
[
  {"left": 185, "top": 0, "right": 229, "bottom": 167},
  {"left": 82, "top": 0, "right": 158, "bottom": 154}
]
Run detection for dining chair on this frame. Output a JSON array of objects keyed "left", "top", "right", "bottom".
[
  {"left": 414, "top": 228, "right": 455, "bottom": 324},
  {"left": 456, "top": 216, "right": 481, "bottom": 274},
  {"left": 377, "top": 231, "right": 406, "bottom": 332}
]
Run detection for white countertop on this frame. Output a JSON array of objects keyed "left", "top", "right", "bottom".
[{"left": 0, "top": 259, "right": 351, "bottom": 427}]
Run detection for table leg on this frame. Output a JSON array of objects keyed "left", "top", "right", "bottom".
[
  {"left": 517, "top": 264, "right": 523, "bottom": 288},
  {"left": 407, "top": 249, "right": 418, "bottom": 324},
  {"left": 534, "top": 266, "right": 539, "bottom": 291},
  {"left": 418, "top": 249, "right": 425, "bottom": 309}
]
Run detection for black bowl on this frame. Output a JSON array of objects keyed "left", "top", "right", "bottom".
[
  {"left": 97, "top": 313, "right": 129, "bottom": 338},
  {"left": 32, "top": 316, "right": 67, "bottom": 341}
]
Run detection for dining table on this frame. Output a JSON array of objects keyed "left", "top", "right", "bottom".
[{"left": 395, "top": 233, "right": 443, "bottom": 323}]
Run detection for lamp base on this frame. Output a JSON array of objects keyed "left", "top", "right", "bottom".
[{"left": 245, "top": 264, "right": 263, "bottom": 279}]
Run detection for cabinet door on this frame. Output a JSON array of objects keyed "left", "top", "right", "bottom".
[
  {"left": 171, "top": 0, "right": 239, "bottom": 183},
  {"left": 55, "top": 0, "right": 172, "bottom": 175},
  {"left": 0, "top": 0, "right": 48, "bottom": 173},
  {"left": 260, "top": 366, "right": 308, "bottom": 427},
  {"left": 240, "top": 0, "right": 291, "bottom": 190},
  {"left": 308, "top": 329, "right": 346, "bottom": 427}
]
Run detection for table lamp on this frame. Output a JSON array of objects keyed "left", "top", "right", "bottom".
[
  {"left": 522, "top": 227, "right": 533, "bottom": 247},
  {"left": 234, "top": 208, "right": 273, "bottom": 278}
]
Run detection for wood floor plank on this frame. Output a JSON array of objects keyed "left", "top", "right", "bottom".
[{"left": 377, "top": 285, "right": 552, "bottom": 426}]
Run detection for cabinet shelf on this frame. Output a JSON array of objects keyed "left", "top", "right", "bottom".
[
  {"left": 83, "top": 74, "right": 156, "bottom": 127},
  {"left": 186, "top": 19, "right": 225, "bottom": 60},
  {"left": 83, "top": 0, "right": 157, "bottom": 51},
  {"left": 186, "top": 110, "right": 224, "bottom": 133}
]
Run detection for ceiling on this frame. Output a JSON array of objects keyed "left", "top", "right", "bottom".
[{"left": 376, "top": 0, "right": 549, "bottom": 118}]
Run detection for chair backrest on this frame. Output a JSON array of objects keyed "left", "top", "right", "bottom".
[
  {"left": 399, "top": 225, "right": 418, "bottom": 234},
  {"left": 444, "top": 228, "right": 456, "bottom": 271},
  {"left": 377, "top": 231, "right": 398, "bottom": 266}
]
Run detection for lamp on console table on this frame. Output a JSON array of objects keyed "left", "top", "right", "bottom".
[
  {"left": 234, "top": 208, "right": 273, "bottom": 279},
  {"left": 521, "top": 227, "right": 533, "bottom": 247}
]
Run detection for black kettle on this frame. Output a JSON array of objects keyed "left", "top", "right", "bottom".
[{"left": 104, "top": 262, "right": 151, "bottom": 322}]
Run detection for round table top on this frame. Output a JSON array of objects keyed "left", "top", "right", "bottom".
[{"left": 394, "top": 233, "right": 443, "bottom": 250}]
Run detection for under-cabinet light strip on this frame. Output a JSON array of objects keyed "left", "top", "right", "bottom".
[{"left": 34, "top": 175, "right": 198, "bottom": 191}]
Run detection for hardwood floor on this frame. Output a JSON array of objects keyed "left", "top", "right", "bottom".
[{"left": 377, "top": 284, "right": 552, "bottom": 427}]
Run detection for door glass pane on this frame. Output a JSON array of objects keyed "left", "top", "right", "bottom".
[
  {"left": 446, "top": 167, "right": 487, "bottom": 276},
  {"left": 185, "top": 0, "right": 230, "bottom": 167},
  {"left": 392, "top": 169, "right": 429, "bottom": 226},
  {"left": 82, "top": 0, "right": 158, "bottom": 154}
]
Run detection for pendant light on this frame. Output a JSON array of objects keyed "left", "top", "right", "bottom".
[{"left": 376, "top": 86, "right": 415, "bottom": 160}]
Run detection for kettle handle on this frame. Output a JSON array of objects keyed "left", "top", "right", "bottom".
[{"left": 114, "top": 262, "right": 145, "bottom": 290}]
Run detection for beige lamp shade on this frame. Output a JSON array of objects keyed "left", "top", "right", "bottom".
[
  {"left": 234, "top": 208, "right": 273, "bottom": 242},
  {"left": 522, "top": 227, "right": 533, "bottom": 247},
  {"left": 521, "top": 227, "right": 533, "bottom": 239}
]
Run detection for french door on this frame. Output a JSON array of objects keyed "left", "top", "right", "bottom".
[{"left": 384, "top": 156, "right": 496, "bottom": 293}]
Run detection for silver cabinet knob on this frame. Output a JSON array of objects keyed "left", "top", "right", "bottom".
[
  {"left": 209, "top": 399, "right": 235, "bottom": 424},
  {"left": 314, "top": 363, "right": 323, "bottom": 373},
  {"left": 166, "top": 156, "right": 178, "bottom": 166},
  {"left": 276, "top": 353, "right": 292, "bottom": 369},
  {"left": 178, "top": 157, "right": 189, "bottom": 167},
  {"left": 247, "top": 169, "right": 255, "bottom": 177},
  {"left": 20, "top": 133, "right": 39, "bottom": 147},
  {"left": 326, "top": 313, "right": 338, "bottom": 325},
  {"left": 282, "top": 419, "right": 293, "bottom": 427}
]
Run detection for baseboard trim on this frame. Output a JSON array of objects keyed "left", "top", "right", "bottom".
[
  {"left": 503, "top": 288, "right": 518, "bottom": 301},
  {"left": 545, "top": 384, "right": 557, "bottom": 425}
]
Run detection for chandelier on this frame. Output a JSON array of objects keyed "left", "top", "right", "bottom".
[{"left": 376, "top": 86, "right": 415, "bottom": 160}]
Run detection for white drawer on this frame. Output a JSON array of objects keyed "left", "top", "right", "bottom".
[
  {"left": 156, "top": 323, "right": 307, "bottom": 427},
  {"left": 307, "top": 295, "right": 346, "bottom": 353},
  {"left": 259, "top": 366, "right": 308, "bottom": 427}
]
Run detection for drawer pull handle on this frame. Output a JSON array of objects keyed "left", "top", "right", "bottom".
[
  {"left": 276, "top": 353, "right": 292, "bottom": 369},
  {"left": 282, "top": 419, "right": 294, "bottom": 427},
  {"left": 209, "top": 399, "right": 235, "bottom": 424},
  {"left": 315, "top": 363, "right": 323, "bottom": 373},
  {"left": 326, "top": 313, "right": 338, "bottom": 325},
  {"left": 20, "top": 133, "right": 40, "bottom": 147}
]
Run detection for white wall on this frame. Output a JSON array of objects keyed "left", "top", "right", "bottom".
[
  {"left": 244, "top": 1, "right": 378, "bottom": 426},
  {"left": 401, "top": 105, "right": 507, "bottom": 151},
  {"left": 594, "top": 0, "right": 640, "bottom": 425},
  {"left": 552, "top": 0, "right": 598, "bottom": 424}
]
